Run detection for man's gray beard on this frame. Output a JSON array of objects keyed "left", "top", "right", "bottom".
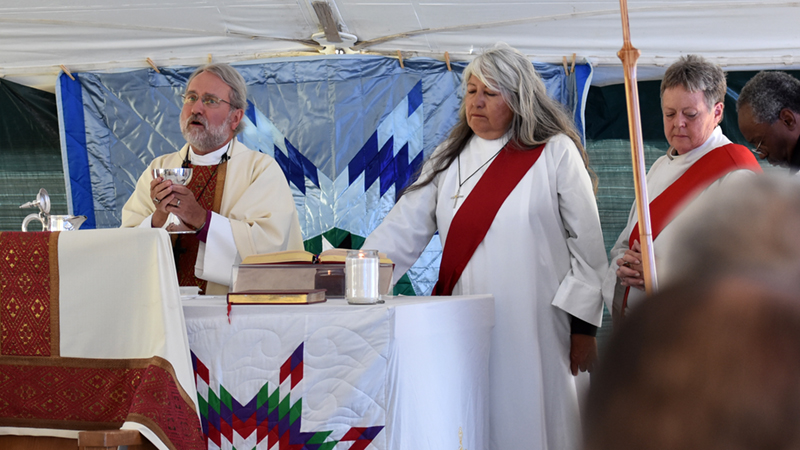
[{"left": 181, "top": 114, "right": 232, "bottom": 153}]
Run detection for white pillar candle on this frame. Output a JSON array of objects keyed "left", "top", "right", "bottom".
[{"left": 345, "top": 249, "right": 380, "bottom": 304}]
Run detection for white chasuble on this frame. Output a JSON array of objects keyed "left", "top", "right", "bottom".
[{"left": 121, "top": 140, "right": 304, "bottom": 294}]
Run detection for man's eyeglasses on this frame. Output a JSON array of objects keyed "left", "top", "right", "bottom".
[
  {"left": 752, "top": 139, "right": 764, "bottom": 156},
  {"left": 181, "top": 93, "right": 233, "bottom": 109}
]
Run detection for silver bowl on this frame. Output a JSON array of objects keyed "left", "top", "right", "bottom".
[{"left": 152, "top": 168, "right": 192, "bottom": 185}]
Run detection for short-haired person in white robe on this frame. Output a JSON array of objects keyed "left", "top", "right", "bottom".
[
  {"left": 363, "top": 43, "right": 608, "bottom": 450},
  {"left": 122, "top": 63, "right": 303, "bottom": 295},
  {"left": 604, "top": 55, "right": 761, "bottom": 323}
]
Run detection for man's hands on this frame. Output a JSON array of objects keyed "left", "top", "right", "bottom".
[{"left": 149, "top": 177, "right": 206, "bottom": 230}]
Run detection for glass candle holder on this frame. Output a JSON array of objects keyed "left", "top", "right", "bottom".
[
  {"left": 315, "top": 266, "right": 345, "bottom": 298},
  {"left": 345, "top": 249, "right": 380, "bottom": 304}
]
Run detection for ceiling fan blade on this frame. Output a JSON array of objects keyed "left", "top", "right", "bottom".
[
  {"left": 352, "top": 8, "right": 624, "bottom": 51},
  {"left": 312, "top": 1, "right": 342, "bottom": 43}
]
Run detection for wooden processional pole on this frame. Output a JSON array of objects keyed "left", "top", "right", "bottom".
[{"left": 617, "top": 0, "right": 658, "bottom": 297}]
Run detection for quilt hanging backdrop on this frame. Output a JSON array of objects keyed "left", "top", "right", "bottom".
[{"left": 56, "top": 55, "right": 591, "bottom": 295}]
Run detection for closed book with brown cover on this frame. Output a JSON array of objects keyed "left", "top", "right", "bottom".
[{"left": 227, "top": 289, "right": 327, "bottom": 305}]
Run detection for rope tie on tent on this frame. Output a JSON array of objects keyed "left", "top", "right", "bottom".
[
  {"left": 396, "top": 50, "right": 404, "bottom": 68},
  {"left": 562, "top": 54, "right": 577, "bottom": 75},
  {"left": 59, "top": 65, "right": 75, "bottom": 81},
  {"left": 146, "top": 58, "right": 161, "bottom": 73}
]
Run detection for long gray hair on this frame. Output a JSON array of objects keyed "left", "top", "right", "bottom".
[
  {"left": 408, "top": 43, "right": 591, "bottom": 192},
  {"left": 186, "top": 63, "right": 248, "bottom": 135}
]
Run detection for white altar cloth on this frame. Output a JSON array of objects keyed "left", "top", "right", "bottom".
[{"left": 183, "top": 294, "right": 494, "bottom": 450}]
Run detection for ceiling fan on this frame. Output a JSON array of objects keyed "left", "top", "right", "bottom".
[{"left": 309, "top": 0, "right": 357, "bottom": 54}]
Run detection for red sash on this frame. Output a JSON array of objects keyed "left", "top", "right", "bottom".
[
  {"left": 621, "top": 143, "right": 762, "bottom": 310},
  {"left": 432, "top": 140, "right": 545, "bottom": 296}
]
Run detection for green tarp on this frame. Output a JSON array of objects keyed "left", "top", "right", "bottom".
[{"left": 0, "top": 78, "right": 66, "bottom": 231}]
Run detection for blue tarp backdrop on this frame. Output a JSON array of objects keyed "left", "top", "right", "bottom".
[{"left": 56, "top": 55, "right": 592, "bottom": 295}]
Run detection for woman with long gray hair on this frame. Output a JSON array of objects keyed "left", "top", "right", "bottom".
[{"left": 363, "top": 43, "right": 607, "bottom": 450}]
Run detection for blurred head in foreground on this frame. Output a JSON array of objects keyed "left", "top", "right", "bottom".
[
  {"left": 660, "top": 173, "right": 800, "bottom": 284},
  {"left": 584, "top": 270, "right": 800, "bottom": 450}
]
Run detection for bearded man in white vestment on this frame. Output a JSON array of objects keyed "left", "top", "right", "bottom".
[
  {"left": 604, "top": 55, "right": 761, "bottom": 322},
  {"left": 122, "top": 63, "right": 303, "bottom": 295},
  {"left": 363, "top": 43, "right": 607, "bottom": 450}
]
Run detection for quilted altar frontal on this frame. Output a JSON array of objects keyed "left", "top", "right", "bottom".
[{"left": 186, "top": 306, "right": 389, "bottom": 450}]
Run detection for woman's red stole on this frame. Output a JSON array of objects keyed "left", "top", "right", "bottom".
[
  {"left": 620, "top": 143, "right": 762, "bottom": 313},
  {"left": 433, "top": 140, "right": 545, "bottom": 296}
]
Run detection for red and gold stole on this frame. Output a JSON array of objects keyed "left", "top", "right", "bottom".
[
  {"left": 175, "top": 161, "right": 227, "bottom": 293},
  {"left": 433, "top": 140, "right": 545, "bottom": 296},
  {"left": 621, "top": 143, "right": 762, "bottom": 311}
]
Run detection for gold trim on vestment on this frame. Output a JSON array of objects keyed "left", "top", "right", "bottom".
[{"left": 48, "top": 231, "right": 60, "bottom": 357}]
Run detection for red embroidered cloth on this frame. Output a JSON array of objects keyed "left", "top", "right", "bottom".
[
  {"left": 0, "top": 231, "right": 205, "bottom": 450},
  {"left": 0, "top": 232, "right": 59, "bottom": 357}
]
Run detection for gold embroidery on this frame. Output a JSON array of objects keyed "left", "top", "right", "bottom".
[
  {"left": 18, "top": 322, "right": 33, "bottom": 346},
  {"left": 7, "top": 297, "right": 19, "bottom": 318}
]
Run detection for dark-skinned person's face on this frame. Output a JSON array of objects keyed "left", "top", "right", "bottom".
[{"left": 738, "top": 103, "right": 798, "bottom": 166}]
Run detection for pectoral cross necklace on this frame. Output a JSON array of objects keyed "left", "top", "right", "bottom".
[{"left": 452, "top": 148, "right": 503, "bottom": 208}]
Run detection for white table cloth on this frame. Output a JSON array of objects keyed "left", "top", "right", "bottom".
[{"left": 183, "top": 294, "right": 494, "bottom": 450}]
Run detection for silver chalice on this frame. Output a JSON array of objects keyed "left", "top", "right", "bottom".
[
  {"left": 152, "top": 168, "right": 193, "bottom": 185},
  {"left": 152, "top": 168, "right": 194, "bottom": 234}
]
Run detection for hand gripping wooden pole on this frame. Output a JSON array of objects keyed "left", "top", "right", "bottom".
[{"left": 617, "top": 0, "right": 658, "bottom": 297}]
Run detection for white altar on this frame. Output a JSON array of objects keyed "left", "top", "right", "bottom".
[{"left": 183, "top": 294, "right": 494, "bottom": 450}]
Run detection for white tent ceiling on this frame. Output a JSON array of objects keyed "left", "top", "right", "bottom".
[{"left": 3, "top": 0, "right": 800, "bottom": 92}]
